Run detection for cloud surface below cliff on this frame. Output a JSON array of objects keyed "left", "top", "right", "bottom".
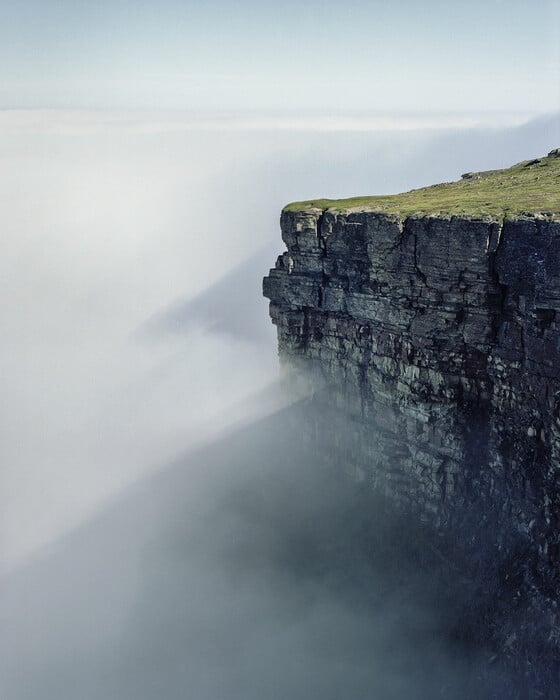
[{"left": 1, "top": 108, "right": 559, "bottom": 572}]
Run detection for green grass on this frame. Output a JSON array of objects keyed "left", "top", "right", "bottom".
[{"left": 283, "top": 149, "right": 560, "bottom": 220}]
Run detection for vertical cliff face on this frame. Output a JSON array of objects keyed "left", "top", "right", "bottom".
[
  {"left": 265, "top": 208, "right": 560, "bottom": 520},
  {"left": 263, "top": 152, "right": 560, "bottom": 654}
]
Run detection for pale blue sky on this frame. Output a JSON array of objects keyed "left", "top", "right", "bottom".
[{"left": 1, "top": 0, "right": 559, "bottom": 112}]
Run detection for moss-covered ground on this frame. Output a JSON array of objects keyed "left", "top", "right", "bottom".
[{"left": 284, "top": 149, "right": 560, "bottom": 220}]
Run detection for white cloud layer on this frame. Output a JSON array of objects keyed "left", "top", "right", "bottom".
[{"left": 0, "top": 109, "right": 559, "bottom": 574}]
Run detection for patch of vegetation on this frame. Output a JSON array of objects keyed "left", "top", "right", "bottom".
[{"left": 284, "top": 148, "right": 560, "bottom": 220}]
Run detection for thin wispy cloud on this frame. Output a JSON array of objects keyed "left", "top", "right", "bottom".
[{"left": 0, "top": 109, "right": 543, "bottom": 135}]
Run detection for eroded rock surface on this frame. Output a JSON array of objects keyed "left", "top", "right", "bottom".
[{"left": 264, "top": 195, "right": 560, "bottom": 675}]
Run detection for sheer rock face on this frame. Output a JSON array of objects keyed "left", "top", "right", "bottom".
[{"left": 263, "top": 208, "right": 560, "bottom": 576}]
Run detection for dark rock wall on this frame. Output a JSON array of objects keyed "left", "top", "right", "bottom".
[{"left": 264, "top": 208, "right": 560, "bottom": 600}]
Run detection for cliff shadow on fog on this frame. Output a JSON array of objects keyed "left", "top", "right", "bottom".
[{"left": 0, "top": 400, "right": 544, "bottom": 700}]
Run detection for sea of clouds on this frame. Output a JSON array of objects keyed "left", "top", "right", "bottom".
[{"left": 0, "top": 107, "right": 558, "bottom": 699}]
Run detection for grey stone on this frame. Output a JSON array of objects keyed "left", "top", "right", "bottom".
[{"left": 264, "top": 205, "right": 560, "bottom": 662}]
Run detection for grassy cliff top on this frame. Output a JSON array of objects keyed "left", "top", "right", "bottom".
[{"left": 283, "top": 149, "right": 560, "bottom": 220}]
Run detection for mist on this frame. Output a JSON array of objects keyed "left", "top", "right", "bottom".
[
  {"left": 2, "top": 401, "right": 531, "bottom": 700},
  {"left": 1, "top": 110, "right": 559, "bottom": 698}
]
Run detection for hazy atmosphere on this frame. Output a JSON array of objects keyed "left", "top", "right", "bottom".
[
  {"left": 1, "top": 0, "right": 559, "bottom": 111},
  {"left": 1, "top": 0, "right": 559, "bottom": 698}
]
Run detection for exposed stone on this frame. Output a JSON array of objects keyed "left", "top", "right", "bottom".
[{"left": 264, "top": 193, "right": 560, "bottom": 674}]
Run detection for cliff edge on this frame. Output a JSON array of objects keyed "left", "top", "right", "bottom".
[{"left": 263, "top": 149, "right": 560, "bottom": 677}]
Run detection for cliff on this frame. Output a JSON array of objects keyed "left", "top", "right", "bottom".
[{"left": 263, "top": 149, "right": 560, "bottom": 676}]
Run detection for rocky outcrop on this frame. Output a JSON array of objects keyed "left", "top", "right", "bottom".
[{"left": 263, "top": 156, "right": 560, "bottom": 673}]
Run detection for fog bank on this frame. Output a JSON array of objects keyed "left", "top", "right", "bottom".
[
  {"left": 1, "top": 109, "right": 558, "bottom": 573},
  {"left": 0, "top": 404, "right": 528, "bottom": 699}
]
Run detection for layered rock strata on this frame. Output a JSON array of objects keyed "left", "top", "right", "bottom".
[{"left": 263, "top": 160, "right": 560, "bottom": 644}]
